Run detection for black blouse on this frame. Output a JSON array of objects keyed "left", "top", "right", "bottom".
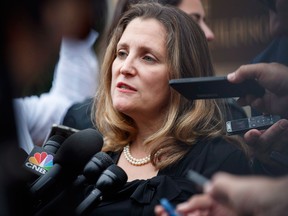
[{"left": 85, "top": 137, "right": 252, "bottom": 216}]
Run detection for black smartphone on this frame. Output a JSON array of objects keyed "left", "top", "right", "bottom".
[
  {"left": 169, "top": 76, "right": 265, "bottom": 100},
  {"left": 186, "top": 169, "right": 210, "bottom": 192},
  {"left": 226, "top": 114, "right": 281, "bottom": 135},
  {"left": 43, "top": 124, "right": 79, "bottom": 146}
]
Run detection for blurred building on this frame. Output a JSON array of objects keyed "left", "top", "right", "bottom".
[{"left": 203, "top": 0, "right": 270, "bottom": 75}]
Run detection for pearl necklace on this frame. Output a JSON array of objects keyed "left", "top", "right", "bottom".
[{"left": 123, "top": 145, "right": 151, "bottom": 166}]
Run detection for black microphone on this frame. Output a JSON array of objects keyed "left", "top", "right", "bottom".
[
  {"left": 75, "top": 164, "right": 128, "bottom": 216},
  {"left": 32, "top": 152, "right": 115, "bottom": 216},
  {"left": 73, "top": 151, "right": 115, "bottom": 187},
  {"left": 23, "top": 134, "right": 66, "bottom": 184},
  {"left": 30, "top": 128, "right": 103, "bottom": 201},
  {"left": 42, "top": 134, "right": 66, "bottom": 153}
]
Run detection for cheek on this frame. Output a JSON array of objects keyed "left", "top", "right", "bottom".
[
  {"left": 149, "top": 76, "right": 170, "bottom": 101},
  {"left": 111, "top": 62, "right": 119, "bottom": 89}
]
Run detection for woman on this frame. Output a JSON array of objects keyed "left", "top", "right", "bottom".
[{"left": 89, "top": 2, "right": 251, "bottom": 215}]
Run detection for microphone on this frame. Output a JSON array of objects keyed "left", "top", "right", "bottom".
[
  {"left": 42, "top": 134, "right": 66, "bottom": 153},
  {"left": 73, "top": 151, "right": 115, "bottom": 187},
  {"left": 32, "top": 152, "right": 115, "bottom": 216},
  {"left": 75, "top": 164, "right": 128, "bottom": 216},
  {"left": 23, "top": 134, "right": 66, "bottom": 184},
  {"left": 30, "top": 128, "right": 103, "bottom": 201}
]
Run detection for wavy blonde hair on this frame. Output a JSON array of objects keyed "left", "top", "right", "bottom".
[{"left": 93, "top": 3, "right": 245, "bottom": 169}]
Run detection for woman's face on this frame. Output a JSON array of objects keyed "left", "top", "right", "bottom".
[
  {"left": 177, "top": 0, "right": 215, "bottom": 42},
  {"left": 111, "top": 18, "right": 171, "bottom": 122}
]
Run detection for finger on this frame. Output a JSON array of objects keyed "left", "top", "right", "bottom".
[
  {"left": 243, "top": 129, "right": 262, "bottom": 147},
  {"left": 227, "top": 65, "right": 254, "bottom": 83},
  {"left": 154, "top": 205, "right": 169, "bottom": 216},
  {"left": 205, "top": 173, "right": 238, "bottom": 206},
  {"left": 227, "top": 64, "right": 260, "bottom": 83},
  {"left": 250, "top": 98, "right": 265, "bottom": 112},
  {"left": 177, "top": 194, "right": 213, "bottom": 214},
  {"left": 258, "top": 119, "right": 288, "bottom": 145}
]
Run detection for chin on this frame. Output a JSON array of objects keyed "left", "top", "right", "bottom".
[{"left": 113, "top": 103, "right": 131, "bottom": 113}]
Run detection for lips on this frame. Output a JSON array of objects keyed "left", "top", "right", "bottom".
[{"left": 117, "top": 82, "right": 137, "bottom": 91}]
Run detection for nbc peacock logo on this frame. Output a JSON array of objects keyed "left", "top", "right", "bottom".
[{"left": 25, "top": 151, "right": 54, "bottom": 175}]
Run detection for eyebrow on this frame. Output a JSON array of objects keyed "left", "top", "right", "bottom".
[{"left": 117, "top": 42, "right": 166, "bottom": 60}]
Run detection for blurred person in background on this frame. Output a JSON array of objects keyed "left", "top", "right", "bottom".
[
  {"left": 12, "top": 0, "right": 108, "bottom": 153},
  {"left": 252, "top": 0, "right": 288, "bottom": 66},
  {"left": 0, "top": 0, "right": 107, "bottom": 215}
]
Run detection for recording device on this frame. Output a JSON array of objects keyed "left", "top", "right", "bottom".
[
  {"left": 169, "top": 76, "right": 265, "bottom": 100},
  {"left": 43, "top": 124, "right": 79, "bottom": 147},
  {"left": 160, "top": 198, "right": 182, "bottom": 216},
  {"left": 73, "top": 151, "right": 115, "bottom": 187},
  {"left": 30, "top": 128, "right": 103, "bottom": 202},
  {"left": 186, "top": 169, "right": 210, "bottom": 192},
  {"left": 75, "top": 164, "right": 128, "bottom": 216},
  {"left": 226, "top": 114, "right": 281, "bottom": 135}
]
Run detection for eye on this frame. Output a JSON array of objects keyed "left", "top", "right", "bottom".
[
  {"left": 117, "top": 50, "right": 128, "bottom": 59},
  {"left": 190, "top": 14, "right": 200, "bottom": 23},
  {"left": 143, "top": 55, "right": 156, "bottom": 63}
]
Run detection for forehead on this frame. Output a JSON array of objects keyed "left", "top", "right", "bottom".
[
  {"left": 177, "top": 0, "right": 205, "bottom": 15},
  {"left": 118, "top": 18, "right": 167, "bottom": 47}
]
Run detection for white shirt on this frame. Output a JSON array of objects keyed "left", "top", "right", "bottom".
[{"left": 14, "top": 30, "right": 99, "bottom": 153}]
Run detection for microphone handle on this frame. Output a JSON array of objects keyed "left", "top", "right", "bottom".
[
  {"left": 72, "top": 175, "right": 86, "bottom": 188},
  {"left": 30, "top": 164, "right": 62, "bottom": 197},
  {"left": 75, "top": 188, "right": 102, "bottom": 216}
]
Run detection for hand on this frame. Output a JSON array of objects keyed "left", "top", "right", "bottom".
[
  {"left": 154, "top": 194, "right": 236, "bottom": 216},
  {"left": 227, "top": 63, "right": 288, "bottom": 118},
  {"left": 176, "top": 194, "right": 236, "bottom": 216},
  {"left": 243, "top": 119, "right": 288, "bottom": 165},
  {"left": 206, "top": 172, "right": 288, "bottom": 216}
]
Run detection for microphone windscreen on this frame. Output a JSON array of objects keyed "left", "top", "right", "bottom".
[
  {"left": 96, "top": 164, "right": 128, "bottom": 193},
  {"left": 106, "top": 164, "right": 128, "bottom": 183},
  {"left": 43, "top": 134, "right": 66, "bottom": 153},
  {"left": 46, "top": 134, "right": 66, "bottom": 144},
  {"left": 54, "top": 128, "right": 103, "bottom": 176},
  {"left": 93, "top": 151, "right": 114, "bottom": 168},
  {"left": 83, "top": 152, "right": 114, "bottom": 182}
]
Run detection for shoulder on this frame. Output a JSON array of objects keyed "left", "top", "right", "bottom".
[
  {"left": 167, "top": 137, "right": 251, "bottom": 178},
  {"left": 186, "top": 136, "right": 246, "bottom": 160},
  {"left": 199, "top": 137, "right": 251, "bottom": 176},
  {"left": 62, "top": 98, "right": 94, "bottom": 130}
]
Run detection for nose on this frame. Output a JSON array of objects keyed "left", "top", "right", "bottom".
[
  {"left": 200, "top": 22, "right": 215, "bottom": 42},
  {"left": 119, "top": 56, "right": 136, "bottom": 76}
]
